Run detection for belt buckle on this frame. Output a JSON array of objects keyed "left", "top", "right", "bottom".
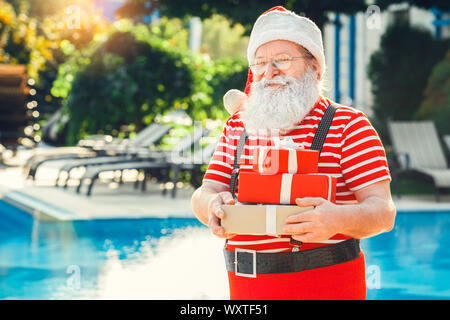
[{"left": 234, "top": 248, "right": 257, "bottom": 278}]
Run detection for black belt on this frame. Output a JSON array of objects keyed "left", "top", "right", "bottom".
[{"left": 224, "top": 238, "right": 360, "bottom": 277}]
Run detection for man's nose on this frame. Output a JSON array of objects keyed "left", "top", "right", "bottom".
[{"left": 264, "top": 62, "right": 280, "bottom": 79}]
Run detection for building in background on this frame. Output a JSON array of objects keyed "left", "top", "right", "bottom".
[
  {"left": 322, "top": 5, "right": 450, "bottom": 116},
  {"left": 94, "top": 0, "right": 125, "bottom": 21}
]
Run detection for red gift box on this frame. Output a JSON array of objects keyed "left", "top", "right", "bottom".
[
  {"left": 237, "top": 172, "right": 337, "bottom": 204},
  {"left": 252, "top": 147, "right": 319, "bottom": 174}
]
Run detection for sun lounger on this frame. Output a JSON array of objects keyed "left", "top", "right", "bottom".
[
  {"left": 75, "top": 127, "right": 207, "bottom": 196},
  {"left": 54, "top": 124, "right": 171, "bottom": 188},
  {"left": 164, "top": 139, "right": 218, "bottom": 198},
  {"left": 444, "top": 135, "right": 450, "bottom": 153},
  {"left": 388, "top": 120, "right": 450, "bottom": 201},
  {"left": 25, "top": 122, "right": 161, "bottom": 167}
]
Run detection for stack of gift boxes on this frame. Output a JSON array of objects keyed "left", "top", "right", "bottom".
[{"left": 222, "top": 139, "right": 337, "bottom": 236}]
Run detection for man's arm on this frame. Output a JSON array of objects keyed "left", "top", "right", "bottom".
[
  {"left": 191, "top": 181, "right": 236, "bottom": 238},
  {"left": 283, "top": 180, "right": 396, "bottom": 241},
  {"left": 337, "top": 180, "right": 396, "bottom": 239}
]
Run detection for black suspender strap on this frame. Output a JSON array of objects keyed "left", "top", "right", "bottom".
[
  {"left": 290, "top": 102, "right": 337, "bottom": 248},
  {"left": 310, "top": 103, "right": 337, "bottom": 153},
  {"left": 229, "top": 129, "right": 248, "bottom": 200}
]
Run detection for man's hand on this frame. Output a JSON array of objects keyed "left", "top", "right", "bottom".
[
  {"left": 282, "top": 197, "right": 341, "bottom": 242},
  {"left": 207, "top": 191, "right": 237, "bottom": 239},
  {"left": 282, "top": 180, "right": 396, "bottom": 241}
]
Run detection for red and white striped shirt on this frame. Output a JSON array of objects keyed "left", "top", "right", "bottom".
[{"left": 203, "top": 96, "right": 391, "bottom": 252}]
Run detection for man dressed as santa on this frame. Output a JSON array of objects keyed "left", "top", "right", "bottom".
[{"left": 191, "top": 6, "right": 396, "bottom": 300}]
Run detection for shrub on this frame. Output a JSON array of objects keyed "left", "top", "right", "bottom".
[
  {"left": 188, "top": 56, "right": 248, "bottom": 122},
  {"left": 51, "top": 20, "right": 249, "bottom": 145},
  {"left": 367, "top": 21, "right": 449, "bottom": 141},
  {"left": 416, "top": 50, "right": 450, "bottom": 136},
  {"left": 55, "top": 27, "right": 194, "bottom": 145}
]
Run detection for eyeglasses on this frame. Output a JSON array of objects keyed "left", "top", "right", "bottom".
[{"left": 250, "top": 54, "right": 305, "bottom": 75}]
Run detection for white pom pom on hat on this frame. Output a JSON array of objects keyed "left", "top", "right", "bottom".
[{"left": 223, "top": 89, "right": 247, "bottom": 115}]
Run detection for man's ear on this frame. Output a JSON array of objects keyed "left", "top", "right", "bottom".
[{"left": 310, "top": 59, "right": 321, "bottom": 81}]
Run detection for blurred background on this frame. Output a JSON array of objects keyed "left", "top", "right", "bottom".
[{"left": 0, "top": 0, "right": 449, "bottom": 194}]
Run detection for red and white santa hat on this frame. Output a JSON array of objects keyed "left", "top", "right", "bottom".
[{"left": 223, "top": 6, "right": 325, "bottom": 115}]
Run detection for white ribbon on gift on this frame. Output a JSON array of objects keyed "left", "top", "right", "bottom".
[
  {"left": 257, "top": 147, "right": 272, "bottom": 174},
  {"left": 279, "top": 173, "right": 293, "bottom": 204},
  {"left": 287, "top": 150, "right": 297, "bottom": 174},
  {"left": 257, "top": 137, "right": 305, "bottom": 174},
  {"left": 278, "top": 173, "right": 333, "bottom": 204},
  {"left": 326, "top": 174, "right": 332, "bottom": 202},
  {"left": 265, "top": 205, "right": 277, "bottom": 236},
  {"left": 265, "top": 174, "right": 333, "bottom": 235}
]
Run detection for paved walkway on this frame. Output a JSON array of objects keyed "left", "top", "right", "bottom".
[
  {"left": 1, "top": 157, "right": 449, "bottom": 221},
  {"left": 0, "top": 164, "right": 196, "bottom": 221}
]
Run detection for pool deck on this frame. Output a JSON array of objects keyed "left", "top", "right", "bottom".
[
  {"left": 1, "top": 156, "right": 450, "bottom": 221},
  {"left": 0, "top": 162, "right": 196, "bottom": 221}
]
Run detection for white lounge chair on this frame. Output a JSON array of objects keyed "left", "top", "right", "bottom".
[
  {"left": 25, "top": 122, "right": 170, "bottom": 180},
  {"left": 388, "top": 120, "right": 450, "bottom": 201},
  {"left": 77, "top": 127, "right": 208, "bottom": 196},
  {"left": 443, "top": 135, "right": 450, "bottom": 153}
]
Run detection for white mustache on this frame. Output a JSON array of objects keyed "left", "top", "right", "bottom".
[
  {"left": 242, "top": 68, "right": 320, "bottom": 135},
  {"left": 261, "top": 77, "right": 291, "bottom": 87}
]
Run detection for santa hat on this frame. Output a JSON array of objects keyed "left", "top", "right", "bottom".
[{"left": 223, "top": 6, "right": 325, "bottom": 115}]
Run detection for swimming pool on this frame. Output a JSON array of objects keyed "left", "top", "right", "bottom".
[{"left": 1, "top": 199, "right": 449, "bottom": 300}]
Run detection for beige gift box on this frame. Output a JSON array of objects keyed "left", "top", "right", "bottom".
[{"left": 221, "top": 204, "right": 314, "bottom": 236}]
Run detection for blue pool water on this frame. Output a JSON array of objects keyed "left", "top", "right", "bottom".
[{"left": 1, "top": 199, "right": 449, "bottom": 300}]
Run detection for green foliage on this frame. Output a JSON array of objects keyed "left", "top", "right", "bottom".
[
  {"left": 375, "top": 0, "right": 450, "bottom": 11},
  {"left": 367, "top": 20, "right": 449, "bottom": 141},
  {"left": 50, "top": 18, "right": 248, "bottom": 145},
  {"left": 54, "top": 25, "right": 195, "bottom": 145},
  {"left": 8, "top": 0, "right": 98, "bottom": 19},
  {"left": 208, "top": 56, "right": 248, "bottom": 116},
  {"left": 183, "top": 55, "right": 248, "bottom": 122},
  {"left": 1, "top": 0, "right": 111, "bottom": 145},
  {"left": 392, "top": 176, "right": 436, "bottom": 195},
  {"left": 120, "top": 0, "right": 367, "bottom": 32},
  {"left": 201, "top": 14, "right": 248, "bottom": 60},
  {"left": 416, "top": 51, "right": 450, "bottom": 136},
  {"left": 150, "top": 16, "right": 189, "bottom": 49},
  {"left": 0, "top": 0, "right": 50, "bottom": 78}
]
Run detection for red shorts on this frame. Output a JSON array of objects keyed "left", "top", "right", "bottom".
[{"left": 227, "top": 251, "right": 366, "bottom": 300}]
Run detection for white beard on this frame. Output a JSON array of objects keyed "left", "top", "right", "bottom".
[{"left": 241, "top": 67, "right": 320, "bottom": 136}]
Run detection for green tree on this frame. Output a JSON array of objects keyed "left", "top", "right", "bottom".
[
  {"left": 149, "top": 16, "right": 189, "bottom": 49},
  {"left": 208, "top": 57, "right": 248, "bottom": 113},
  {"left": 117, "top": 0, "right": 368, "bottom": 32},
  {"left": 416, "top": 50, "right": 450, "bottom": 136},
  {"left": 367, "top": 20, "right": 449, "bottom": 141},
  {"left": 375, "top": 0, "right": 449, "bottom": 11},
  {"left": 52, "top": 25, "right": 195, "bottom": 144},
  {"left": 6, "top": 0, "right": 98, "bottom": 20},
  {"left": 1, "top": 0, "right": 111, "bottom": 144},
  {"left": 201, "top": 14, "right": 248, "bottom": 60}
]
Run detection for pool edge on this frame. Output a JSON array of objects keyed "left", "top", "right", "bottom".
[{"left": 0, "top": 187, "right": 76, "bottom": 221}]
